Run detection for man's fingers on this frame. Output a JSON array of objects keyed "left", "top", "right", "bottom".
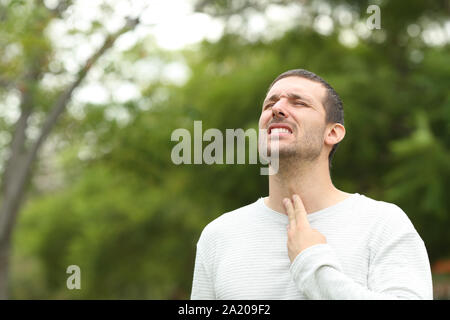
[
  {"left": 283, "top": 198, "right": 296, "bottom": 228},
  {"left": 292, "top": 194, "right": 310, "bottom": 228}
]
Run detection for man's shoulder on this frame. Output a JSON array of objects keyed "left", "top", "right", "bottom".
[
  {"left": 358, "top": 193, "right": 402, "bottom": 213},
  {"left": 197, "top": 199, "right": 260, "bottom": 242},
  {"left": 357, "top": 193, "right": 416, "bottom": 231},
  {"left": 204, "top": 200, "right": 259, "bottom": 231}
]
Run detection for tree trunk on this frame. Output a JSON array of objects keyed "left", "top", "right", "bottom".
[
  {"left": 0, "top": 139, "right": 33, "bottom": 300},
  {"left": 0, "top": 192, "right": 27, "bottom": 300},
  {"left": 0, "top": 17, "right": 140, "bottom": 299},
  {"left": 0, "top": 150, "right": 31, "bottom": 299},
  {"left": 0, "top": 235, "right": 11, "bottom": 300}
]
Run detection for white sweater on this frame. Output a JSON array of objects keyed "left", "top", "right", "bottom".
[{"left": 190, "top": 193, "right": 433, "bottom": 300}]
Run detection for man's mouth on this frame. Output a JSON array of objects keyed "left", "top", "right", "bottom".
[
  {"left": 269, "top": 128, "right": 291, "bottom": 135},
  {"left": 268, "top": 124, "right": 293, "bottom": 136}
]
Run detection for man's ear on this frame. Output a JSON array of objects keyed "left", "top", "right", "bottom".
[{"left": 324, "top": 123, "right": 345, "bottom": 147}]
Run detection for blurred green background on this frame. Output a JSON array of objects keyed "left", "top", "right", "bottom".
[{"left": 0, "top": 0, "right": 449, "bottom": 299}]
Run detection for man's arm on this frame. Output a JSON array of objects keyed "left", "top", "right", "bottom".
[
  {"left": 284, "top": 195, "right": 433, "bottom": 300},
  {"left": 290, "top": 240, "right": 432, "bottom": 300},
  {"left": 191, "top": 246, "right": 215, "bottom": 299}
]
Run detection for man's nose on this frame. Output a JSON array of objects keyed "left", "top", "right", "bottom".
[{"left": 272, "top": 99, "right": 288, "bottom": 118}]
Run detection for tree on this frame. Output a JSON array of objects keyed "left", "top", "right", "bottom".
[
  {"left": 6, "top": 0, "right": 450, "bottom": 299},
  {"left": 0, "top": 0, "right": 140, "bottom": 299}
]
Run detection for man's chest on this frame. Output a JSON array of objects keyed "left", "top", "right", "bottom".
[{"left": 212, "top": 226, "right": 370, "bottom": 299}]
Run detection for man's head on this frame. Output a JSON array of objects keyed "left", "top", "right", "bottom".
[{"left": 258, "top": 69, "right": 345, "bottom": 171}]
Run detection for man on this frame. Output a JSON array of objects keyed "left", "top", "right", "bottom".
[{"left": 190, "top": 69, "right": 433, "bottom": 299}]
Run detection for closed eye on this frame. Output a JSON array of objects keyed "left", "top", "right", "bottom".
[
  {"left": 263, "top": 100, "right": 309, "bottom": 109},
  {"left": 294, "top": 101, "right": 308, "bottom": 107}
]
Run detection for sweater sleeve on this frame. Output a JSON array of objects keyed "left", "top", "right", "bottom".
[
  {"left": 190, "top": 244, "right": 215, "bottom": 300},
  {"left": 289, "top": 207, "right": 433, "bottom": 300}
]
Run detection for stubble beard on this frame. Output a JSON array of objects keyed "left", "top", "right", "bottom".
[{"left": 266, "top": 127, "right": 324, "bottom": 164}]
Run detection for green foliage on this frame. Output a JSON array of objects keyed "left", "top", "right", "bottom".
[{"left": 6, "top": 0, "right": 450, "bottom": 299}]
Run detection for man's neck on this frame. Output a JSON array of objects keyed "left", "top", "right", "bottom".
[{"left": 264, "top": 159, "right": 351, "bottom": 216}]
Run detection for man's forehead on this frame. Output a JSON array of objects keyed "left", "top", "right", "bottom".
[{"left": 265, "top": 76, "right": 326, "bottom": 103}]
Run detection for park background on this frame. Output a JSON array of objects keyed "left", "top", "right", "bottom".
[{"left": 0, "top": 0, "right": 449, "bottom": 299}]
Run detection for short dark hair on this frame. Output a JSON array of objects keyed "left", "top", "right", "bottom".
[{"left": 267, "top": 69, "right": 344, "bottom": 170}]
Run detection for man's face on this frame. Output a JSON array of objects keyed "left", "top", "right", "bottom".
[{"left": 258, "top": 76, "right": 328, "bottom": 162}]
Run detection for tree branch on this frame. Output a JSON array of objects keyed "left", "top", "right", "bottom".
[
  {"left": 0, "top": 65, "right": 40, "bottom": 239},
  {"left": 1, "top": 66, "right": 40, "bottom": 193},
  {"left": 0, "top": 16, "right": 140, "bottom": 238},
  {"left": 27, "top": 17, "right": 140, "bottom": 169}
]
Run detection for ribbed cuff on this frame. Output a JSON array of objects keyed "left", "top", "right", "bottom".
[{"left": 289, "top": 244, "right": 342, "bottom": 298}]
